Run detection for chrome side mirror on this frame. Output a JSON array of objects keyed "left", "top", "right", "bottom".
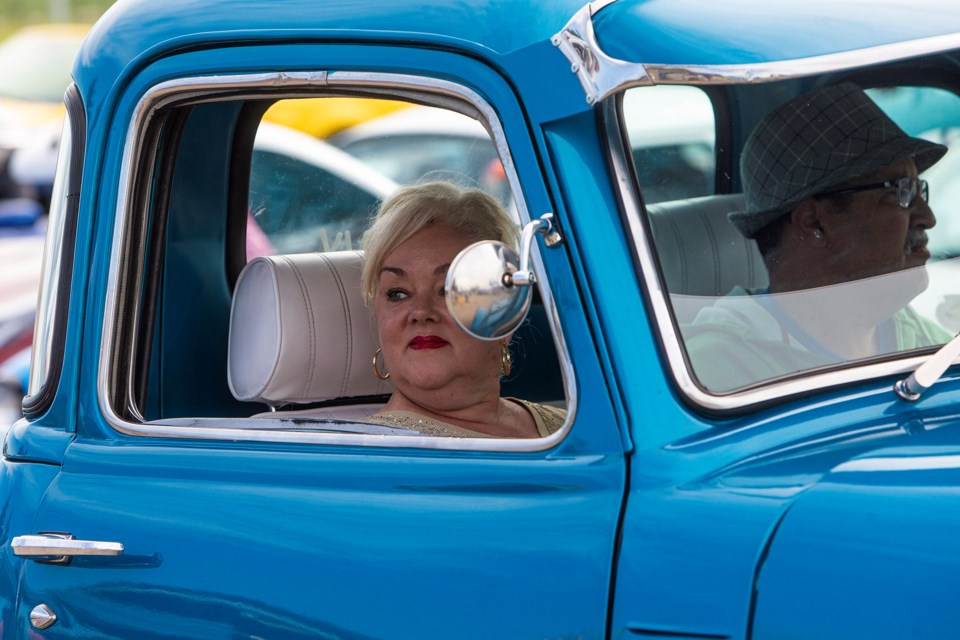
[{"left": 445, "top": 214, "right": 561, "bottom": 340}]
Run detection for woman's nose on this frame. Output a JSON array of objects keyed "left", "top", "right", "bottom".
[{"left": 409, "top": 294, "right": 441, "bottom": 322}]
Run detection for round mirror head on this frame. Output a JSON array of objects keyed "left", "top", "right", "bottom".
[{"left": 445, "top": 240, "right": 533, "bottom": 341}]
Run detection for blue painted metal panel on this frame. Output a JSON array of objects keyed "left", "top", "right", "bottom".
[
  {"left": 609, "top": 390, "right": 960, "bottom": 638},
  {"left": 76, "top": 0, "right": 584, "bottom": 110},
  {"left": 595, "top": 0, "right": 960, "bottom": 66},
  {"left": 18, "top": 441, "right": 624, "bottom": 638},
  {"left": 0, "top": 454, "right": 60, "bottom": 635},
  {"left": 752, "top": 438, "right": 960, "bottom": 638},
  {"left": 3, "top": 419, "right": 73, "bottom": 464}
]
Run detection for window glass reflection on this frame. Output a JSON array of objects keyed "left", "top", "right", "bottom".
[{"left": 635, "top": 83, "right": 960, "bottom": 393}]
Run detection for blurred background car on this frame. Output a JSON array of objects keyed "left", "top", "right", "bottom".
[
  {"left": 0, "top": 230, "right": 44, "bottom": 424},
  {"left": 330, "top": 105, "right": 512, "bottom": 206},
  {"left": 0, "top": 336, "right": 30, "bottom": 426},
  {"left": 262, "top": 96, "right": 408, "bottom": 139},
  {"left": 0, "top": 23, "right": 88, "bottom": 204},
  {"left": 249, "top": 120, "right": 397, "bottom": 255},
  {"left": 621, "top": 84, "right": 716, "bottom": 203}
]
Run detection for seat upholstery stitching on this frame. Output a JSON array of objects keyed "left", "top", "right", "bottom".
[
  {"left": 697, "top": 206, "right": 721, "bottom": 294},
  {"left": 319, "top": 252, "right": 353, "bottom": 397},
  {"left": 282, "top": 255, "right": 317, "bottom": 398}
]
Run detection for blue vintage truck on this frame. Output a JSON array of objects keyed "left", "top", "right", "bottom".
[{"left": 4, "top": 0, "right": 960, "bottom": 637}]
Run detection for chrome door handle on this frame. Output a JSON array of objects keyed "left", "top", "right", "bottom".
[{"left": 12, "top": 533, "right": 124, "bottom": 564}]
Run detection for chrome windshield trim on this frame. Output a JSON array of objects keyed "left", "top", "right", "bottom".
[
  {"left": 555, "top": 2, "right": 960, "bottom": 104},
  {"left": 643, "top": 33, "right": 960, "bottom": 86},
  {"left": 100, "top": 71, "right": 574, "bottom": 452},
  {"left": 552, "top": 1, "right": 648, "bottom": 106},
  {"left": 601, "top": 98, "right": 938, "bottom": 413}
]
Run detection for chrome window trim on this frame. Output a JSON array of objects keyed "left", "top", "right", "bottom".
[
  {"left": 99, "top": 70, "right": 575, "bottom": 451},
  {"left": 602, "top": 97, "right": 938, "bottom": 412},
  {"left": 556, "top": 1, "right": 960, "bottom": 104},
  {"left": 641, "top": 35, "right": 960, "bottom": 86}
]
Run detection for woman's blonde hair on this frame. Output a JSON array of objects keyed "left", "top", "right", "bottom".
[{"left": 361, "top": 181, "right": 518, "bottom": 303}]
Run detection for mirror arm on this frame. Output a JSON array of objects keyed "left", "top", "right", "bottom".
[{"left": 508, "top": 213, "right": 562, "bottom": 287}]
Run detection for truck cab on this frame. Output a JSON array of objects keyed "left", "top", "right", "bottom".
[{"left": 4, "top": 0, "right": 960, "bottom": 637}]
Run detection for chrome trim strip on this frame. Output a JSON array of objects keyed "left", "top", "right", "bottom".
[
  {"left": 113, "top": 418, "right": 570, "bottom": 451},
  {"left": 555, "top": 1, "right": 960, "bottom": 104},
  {"left": 99, "top": 71, "right": 574, "bottom": 452},
  {"left": 644, "top": 33, "right": 960, "bottom": 87},
  {"left": 602, "top": 98, "right": 940, "bottom": 412}
]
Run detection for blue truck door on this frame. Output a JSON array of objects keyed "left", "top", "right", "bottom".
[
  {"left": 15, "top": 435, "right": 624, "bottom": 638},
  {"left": 10, "top": 41, "right": 627, "bottom": 639}
]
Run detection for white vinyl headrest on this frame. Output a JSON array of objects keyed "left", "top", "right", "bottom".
[
  {"left": 646, "top": 193, "right": 766, "bottom": 297},
  {"left": 228, "top": 251, "right": 393, "bottom": 405}
]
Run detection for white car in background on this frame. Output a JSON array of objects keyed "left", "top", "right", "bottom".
[
  {"left": 622, "top": 84, "right": 716, "bottom": 203},
  {"left": 250, "top": 121, "right": 397, "bottom": 254},
  {"left": 0, "top": 24, "right": 89, "bottom": 203},
  {"left": 330, "top": 105, "right": 512, "bottom": 205}
]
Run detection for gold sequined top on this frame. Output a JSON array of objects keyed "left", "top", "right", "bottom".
[{"left": 367, "top": 398, "right": 566, "bottom": 438}]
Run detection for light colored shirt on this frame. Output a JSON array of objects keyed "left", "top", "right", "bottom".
[{"left": 684, "top": 287, "right": 951, "bottom": 392}]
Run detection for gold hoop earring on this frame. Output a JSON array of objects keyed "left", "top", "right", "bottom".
[
  {"left": 372, "top": 348, "right": 390, "bottom": 381},
  {"left": 500, "top": 342, "right": 512, "bottom": 377}
]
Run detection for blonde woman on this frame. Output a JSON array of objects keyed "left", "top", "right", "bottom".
[{"left": 362, "top": 181, "right": 564, "bottom": 438}]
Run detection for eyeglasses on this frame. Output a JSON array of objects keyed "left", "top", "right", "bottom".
[{"left": 818, "top": 177, "right": 929, "bottom": 209}]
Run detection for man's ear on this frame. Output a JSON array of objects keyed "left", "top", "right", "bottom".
[{"left": 789, "top": 199, "right": 824, "bottom": 239}]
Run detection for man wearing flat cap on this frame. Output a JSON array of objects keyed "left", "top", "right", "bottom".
[{"left": 686, "top": 82, "right": 951, "bottom": 392}]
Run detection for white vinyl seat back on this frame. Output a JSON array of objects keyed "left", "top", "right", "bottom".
[
  {"left": 228, "top": 250, "right": 393, "bottom": 406},
  {"left": 646, "top": 193, "right": 769, "bottom": 323}
]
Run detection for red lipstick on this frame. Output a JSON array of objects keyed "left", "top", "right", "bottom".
[{"left": 409, "top": 335, "right": 449, "bottom": 350}]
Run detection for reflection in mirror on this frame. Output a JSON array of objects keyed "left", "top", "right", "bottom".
[{"left": 445, "top": 240, "right": 531, "bottom": 340}]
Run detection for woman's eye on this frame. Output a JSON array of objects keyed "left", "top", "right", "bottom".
[{"left": 386, "top": 288, "right": 408, "bottom": 302}]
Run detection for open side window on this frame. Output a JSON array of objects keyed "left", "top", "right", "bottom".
[{"left": 103, "top": 74, "right": 568, "bottom": 448}]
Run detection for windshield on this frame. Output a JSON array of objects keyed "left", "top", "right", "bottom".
[{"left": 622, "top": 80, "right": 960, "bottom": 396}]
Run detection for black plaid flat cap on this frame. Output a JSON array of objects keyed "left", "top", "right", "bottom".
[{"left": 728, "top": 82, "right": 947, "bottom": 238}]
